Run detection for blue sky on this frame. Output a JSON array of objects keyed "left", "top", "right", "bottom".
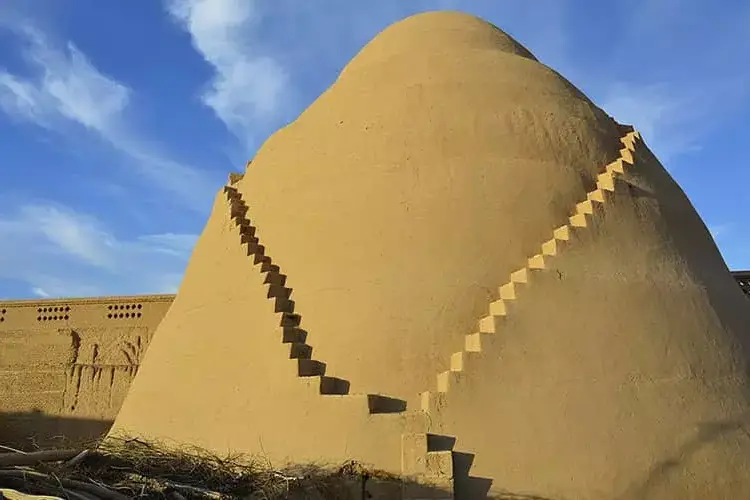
[{"left": 0, "top": 0, "right": 748, "bottom": 299}]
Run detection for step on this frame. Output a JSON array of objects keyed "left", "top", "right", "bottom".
[
  {"left": 367, "top": 394, "right": 407, "bottom": 414},
  {"left": 300, "top": 374, "right": 349, "bottom": 394},
  {"left": 288, "top": 342, "right": 312, "bottom": 359},
  {"left": 541, "top": 237, "right": 566, "bottom": 256},
  {"left": 464, "top": 332, "right": 490, "bottom": 352},
  {"left": 449, "top": 351, "right": 478, "bottom": 372},
  {"left": 597, "top": 171, "right": 616, "bottom": 191},
  {"left": 621, "top": 132, "right": 638, "bottom": 148},
  {"left": 605, "top": 159, "right": 626, "bottom": 175},
  {"left": 552, "top": 225, "right": 571, "bottom": 241},
  {"left": 256, "top": 255, "right": 278, "bottom": 273},
  {"left": 266, "top": 283, "right": 291, "bottom": 301},
  {"left": 298, "top": 359, "right": 326, "bottom": 376},
  {"left": 243, "top": 237, "right": 261, "bottom": 255},
  {"left": 252, "top": 246, "right": 267, "bottom": 264},
  {"left": 280, "top": 312, "right": 301, "bottom": 328},
  {"left": 577, "top": 197, "right": 605, "bottom": 216},
  {"left": 527, "top": 253, "right": 546, "bottom": 269},
  {"left": 576, "top": 199, "right": 594, "bottom": 215},
  {"left": 587, "top": 189, "right": 606, "bottom": 203},
  {"left": 236, "top": 221, "right": 256, "bottom": 237},
  {"left": 230, "top": 203, "right": 248, "bottom": 219},
  {"left": 403, "top": 433, "right": 455, "bottom": 460},
  {"left": 427, "top": 434, "right": 456, "bottom": 452},
  {"left": 231, "top": 212, "right": 248, "bottom": 226},
  {"left": 477, "top": 314, "right": 497, "bottom": 334},
  {"left": 437, "top": 370, "right": 461, "bottom": 393},
  {"left": 402, "top": 433, "right": 456, "bottom": 477},
  {"left": 619, "top": 147, "right": 635, "bottom": 165},
  {"left": 320, "top": 376, "right": 350, "bottom": 395},
  {"left": 569, "top": 212, "right": 589, "bottom": 228},
  {"left": 499, "top": 281, "right": 522, "bottom": 300},
  {"left": 282, "top": 327, "right": 307, "bottom": 344},
  {"left": 263, "top": 271, "right": 287, "bottom": 287},
  {"left": 488, "top": 298, "right": 507, "bottom": 317},
  {"left": 228, "top": 172, "right": 244, "bottom": 185},
  {"left": 240, "top": 232, "right": 259, "bottom": 246},
  {"left": 274, "top": 297, "right": 295, "bottom": 313}
]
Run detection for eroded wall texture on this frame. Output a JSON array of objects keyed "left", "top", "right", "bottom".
[{"left": 0, "top": 294, "right": 173, "bottom": 449}]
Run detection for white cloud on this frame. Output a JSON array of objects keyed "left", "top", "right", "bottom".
[
  {"left": 21, "top": 205, "right": 115, "bottom": 269},
  {"left": 0, "top": 26, "right": 129, "bottom": 133},
  {"left": 0, "top": 72, "right": 47, "bottom": 122},
  {"left": 599, "top": 83, "right": 703, "bottom": 162},
  {"left": 0, "top": 202, "right": 197, "bottom": 298},
  {"left": 166, "top": 0, "right": 289, "bottom": 144},
  {"left": 0, "top": 24, "right": 218, "bottom": 208},
  {"left": 595, "top": 1, "right": 750, "bottom": 164},
  {"left": 599, "top": 75, "right": 749, "bottom": 165}
]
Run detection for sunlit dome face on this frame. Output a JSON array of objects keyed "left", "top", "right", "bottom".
[
  {"left": 339, "top": 11, "right": 538, "bottom": 78},
  {"left": 107, "top": 10, "right": 750, "bottom": 500}
]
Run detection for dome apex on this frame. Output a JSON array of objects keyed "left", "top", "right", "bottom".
[{"left": 340, "top": 10, "right": 537, "bottom": 77}]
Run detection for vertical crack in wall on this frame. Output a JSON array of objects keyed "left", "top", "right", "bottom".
[
  {"left": 70, "top": 365, "right": 83, "bottom": 413},
  {"left": 108, "top": 366, "right": 116, "bottom": 409},
  {"left": 60, "top": 329, "right": 81, "bottom": 413}
]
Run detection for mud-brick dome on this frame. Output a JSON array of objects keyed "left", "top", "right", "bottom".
[
  {"left": 238, "top": 10, "right": 624, "bottom": 403},
  {"left": 111, "top": 11, "right": 750, "bottom": 500}
]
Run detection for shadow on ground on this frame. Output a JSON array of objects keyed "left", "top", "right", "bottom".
[{"left": 0, "top": 409, "right": 112, "bottom": 451}]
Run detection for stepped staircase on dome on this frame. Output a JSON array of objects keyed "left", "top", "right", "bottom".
[
  {"left": 223, "top": 183, "right": 458, "bottom": 498},
  {"left": 421, "top": 126, "right": 641, "bottom": 413},
  {"left": 222, "top": 125, "right": 642, "bottom": 497}
]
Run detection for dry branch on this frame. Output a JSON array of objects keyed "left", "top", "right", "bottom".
[{"left": 0, "top": 450, "right": 82, "bottom": 468}]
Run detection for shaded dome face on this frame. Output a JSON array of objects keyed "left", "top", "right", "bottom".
[{"left": 339, "top": 10, "right": 538, "bottom": 79}]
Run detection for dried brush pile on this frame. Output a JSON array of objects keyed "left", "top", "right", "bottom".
[{"left": 0, "top": 437, "right": 397, "bottom": 500}]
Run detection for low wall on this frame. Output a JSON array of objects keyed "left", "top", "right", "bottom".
[{"left": 0, "top": 294, "right": 173, "bottom": 449}]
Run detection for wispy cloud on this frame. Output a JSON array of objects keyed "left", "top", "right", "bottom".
[
  {"left": 0, "top": 24, "right": 218, "bottom": 207},
  {"left": 599, "top": 83, "right": 705, "bottom": 162},
  {"left": 595, "top": 1, "right": 750, "bottom": 163},
  {"left": 0, "top": 201, "right": 196, "bottom": 298},
  {"left": 166, "top": 0, "right": 289, "bottom": 146}
]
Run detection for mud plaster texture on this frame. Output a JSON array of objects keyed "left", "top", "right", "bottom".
[
  {"left": 0, "top": 295, "right": 173, "bottom": 448},
  {"left": 61, "top": 10, "right": 750, "bottom": 500}
]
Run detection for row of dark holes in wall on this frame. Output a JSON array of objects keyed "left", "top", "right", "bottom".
[
  {"left": 109, "top": 304, "right": 143, "bottom": 311},
  {"left": 107, "top": 304, "right": 143, "bottom": 320},
  {"left": 35, "top": 306, "right": 72, "bottom": 322},
  {"left": 0, "top": 304, "right": 145, "bottom": 322},
  {"left": 38, "top": 306, "right": 71, "bottom": 313},
  {"left": 36, "top": 310, "right": 144, "bottom": 321},
  {"left": 108, "top": 312, "right": 143, "bottom": 319},
  {"left": 37, "top": 305, "right": 72, "bottom": 322},
  {"left": 37, "top": 315, "right": 70, "bottom": 321}
]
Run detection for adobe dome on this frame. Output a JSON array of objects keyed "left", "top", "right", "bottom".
[
  {"left": 236, "top": 10, "right": 622, "bottom": 403},
  {"left": 111, "top": 11, "right": 750, "bottom": 500}
]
